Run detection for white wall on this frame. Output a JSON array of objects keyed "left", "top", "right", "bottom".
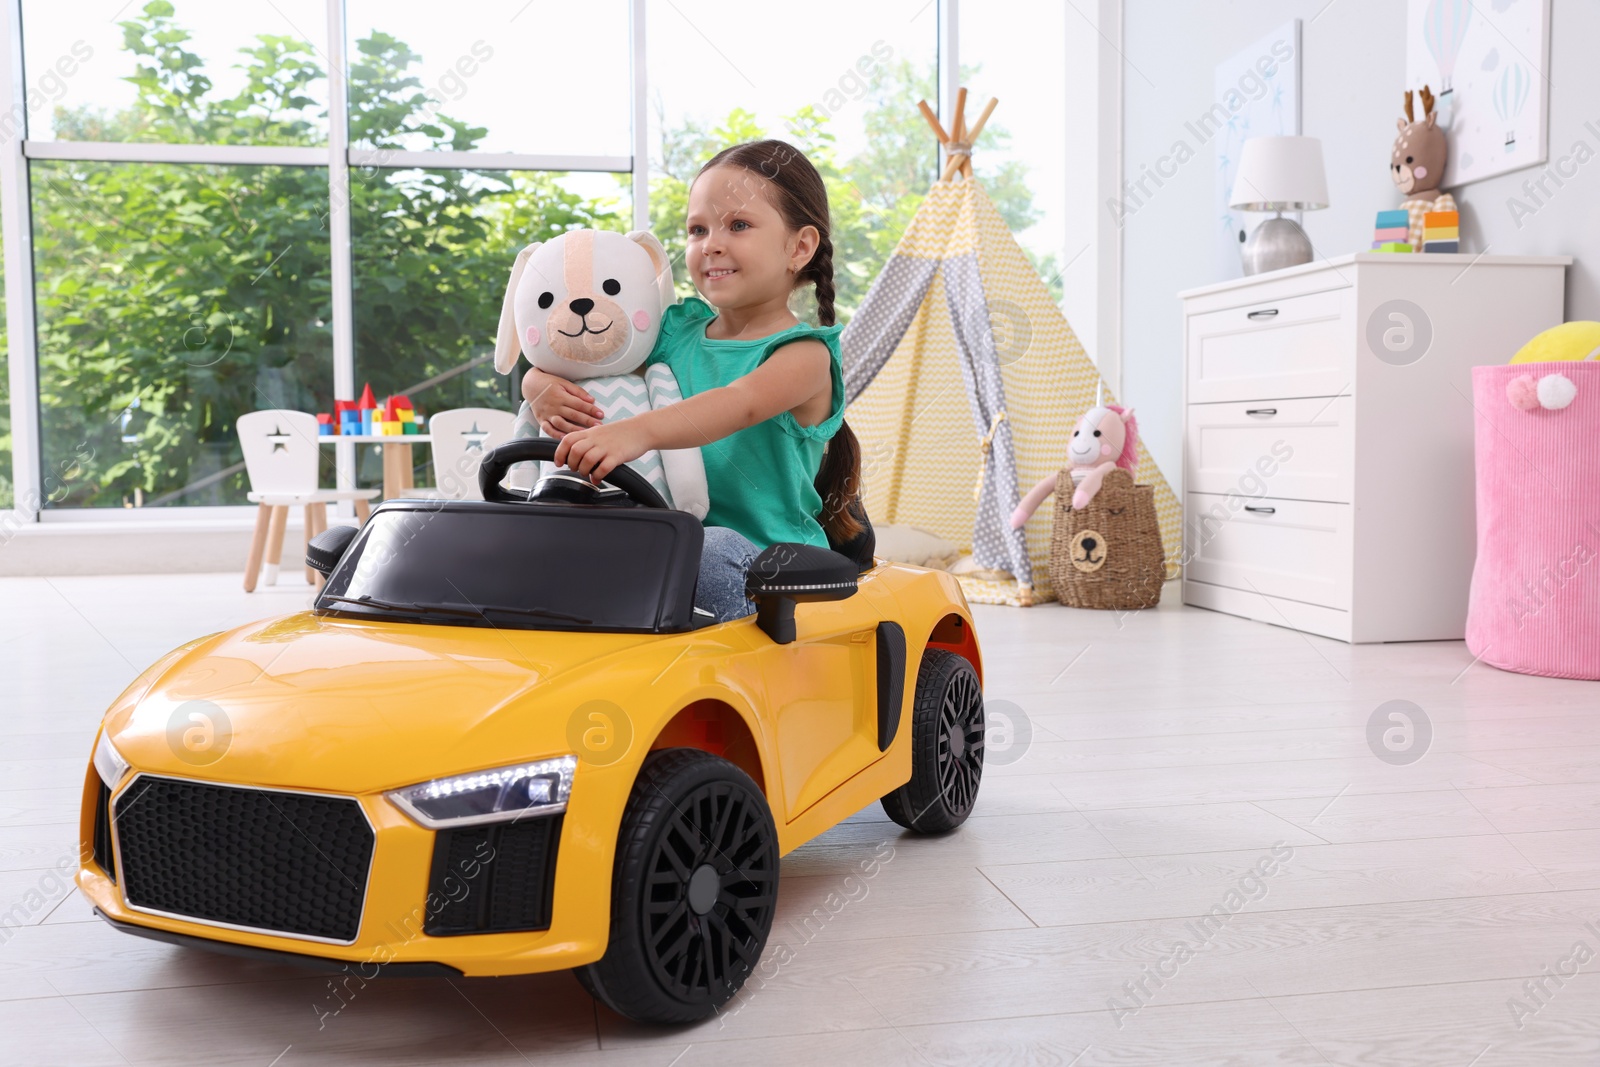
[{"left": 1119, "top": 0, "right": 1600, "bottom": 487}]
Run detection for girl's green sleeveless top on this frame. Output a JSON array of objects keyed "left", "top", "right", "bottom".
[{"left": 646, "top": 298, "right": 845, "bottom": 550}]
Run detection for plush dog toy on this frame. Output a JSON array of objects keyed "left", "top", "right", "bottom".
[
  {"left": 1010, "top": 405, "right": 1138, "bottom": 529},
  {"left": 494, "top": 229, "right": 709, "bottom": 519}
]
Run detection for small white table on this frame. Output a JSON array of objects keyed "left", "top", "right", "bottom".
[{"left": 319, "top": 434, "right": 433, "bottom": 500}]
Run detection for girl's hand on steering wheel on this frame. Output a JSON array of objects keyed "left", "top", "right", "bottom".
[{"left": 553, "top": 419, "right": 653, "bottom": 483}]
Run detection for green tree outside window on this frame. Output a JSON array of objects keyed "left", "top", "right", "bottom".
[{"left": 26, "top": 2, "right": 1051, "bottom": 509}]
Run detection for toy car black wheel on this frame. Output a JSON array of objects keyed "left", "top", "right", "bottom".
[
  {"left": 880, "top": 649, "right": 985, "bottom": 833},
  {"left": 575, "top": 748, "right": 779, "bottom": 1023}
]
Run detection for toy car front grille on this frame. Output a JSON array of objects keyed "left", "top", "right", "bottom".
[
  {"left": 113, "top": 776, "right": 374, "bottom": 943},
  {"left": 424, "top": 816, "right": 562, "bottom": 936},
  {"left": 92, "top": 781, "right": 116, "bottom": 884}
]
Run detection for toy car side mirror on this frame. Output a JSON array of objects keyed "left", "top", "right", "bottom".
[
  {"left": 744, "top": 543, "right": 858, "bottom": 644},
  {"left": 306, "top": 524, "right": 360, "bottom": 579}
]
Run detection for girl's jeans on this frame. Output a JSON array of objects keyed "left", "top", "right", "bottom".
[{"left": 696, "top": 526, "right": 760, "bottom": 622}]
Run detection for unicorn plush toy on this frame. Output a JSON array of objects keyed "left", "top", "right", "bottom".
[{"left": 1010, "top": 405, "right": 1138, "bottom": 529}]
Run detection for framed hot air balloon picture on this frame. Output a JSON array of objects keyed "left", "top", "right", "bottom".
[{"left": 1405, "top": 0, "right": 1550, "bottom": 186}]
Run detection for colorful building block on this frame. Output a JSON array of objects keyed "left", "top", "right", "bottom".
[
  {"left": 317, "top": 413, "right": 334, "bottom": 436},
  {"left": 1376, "top": 209, "right": 1410, "bottom": 228},
  {"left": 1423, "top": 240, "right": 1460, "bottom": 253},
  {"left": 1423, "top": 210, "right": 1459, "bottom": 227},
  {"left": 1374, "top": 241, "right": 1414, "bottom": 253},
  {"left": 1423, "top": 226, "right": 1460, "bottom": 240},
  {"left": 1374, "top": 226, "right": 1410, "bottom": 241}
]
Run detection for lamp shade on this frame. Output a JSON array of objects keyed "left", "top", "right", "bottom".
[{"left": 1229, "top": 136, "right": 1328, "bottom": 211}]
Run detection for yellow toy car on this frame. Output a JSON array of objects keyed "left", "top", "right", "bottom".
[{"left": 77, "top": 439, "right": 986, "bottom": 1024}]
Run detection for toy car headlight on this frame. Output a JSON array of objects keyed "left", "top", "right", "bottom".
[
  {"left": 386, "top": 756, "right": 576, "bottom": 829},
  {"left": 93, "top": 732, "right": 130, "bottom": 788}
]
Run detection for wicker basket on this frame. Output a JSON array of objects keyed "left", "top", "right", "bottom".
[{"left": 1049, "top": 468, "right": 1165, "bottom": 610}]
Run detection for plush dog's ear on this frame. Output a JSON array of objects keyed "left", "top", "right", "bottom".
[
  {"left": 627, "top": 230, "right": 676, "bottom": 311},
  {"left": 494, "top": 242, "right": 542, "bottom": 374}
]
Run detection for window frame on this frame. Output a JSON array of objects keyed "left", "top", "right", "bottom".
[{"left": 0, "top": 0, "right": 999, "bottom": 527}]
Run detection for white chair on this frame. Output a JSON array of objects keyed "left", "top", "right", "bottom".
[
  {"left": 237, "top": 409, "right": 380, "bottom": 591},
  {"left": 410, "top": 407, "right": 518, "bottom": 501}
]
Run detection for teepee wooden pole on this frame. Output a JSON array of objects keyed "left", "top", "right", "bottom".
[
  {"left": 960, "top": 97, "right": 997, "bottom": 179},
  {"left": 917, "top": 99, "right": 949, "bottom": 144},
  {"left": 936, "top": 91, "right": 998, "bottom": 181},
  {"left": 966, "top": 97, "right": 999, "bottom": 143},
  {"left": 951, "top": 89, "right": 970, "bottom": 180}
]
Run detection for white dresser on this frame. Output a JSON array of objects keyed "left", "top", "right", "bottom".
[{"left": 1178, "top": 253, "right": 1570, "bottom": 643}]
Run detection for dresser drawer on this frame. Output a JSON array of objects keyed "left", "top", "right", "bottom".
[
  {"left": 1183, "top": 492, "right": 1350, "bottom": 609},
  {"left": 1186, "top": 289, "right": 1351, "bottom": 403},
  {"left": 1185, "top": 396, "right": 1351, "bottom": 503}
]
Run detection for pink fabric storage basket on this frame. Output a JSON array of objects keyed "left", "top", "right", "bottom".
[{"left": 1465, "top": 362, "right": 1600, "bottom": 680}]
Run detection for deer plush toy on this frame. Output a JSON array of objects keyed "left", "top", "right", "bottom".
[
  {"left": 1010, "top": 405, "right": 1138, "bottom": 529},
  {"left": 1392, "top": 86, "right": 1456, "bottom": 248},
  {"left": 494, "top": 229, "right": 709, "bottom": 518}
]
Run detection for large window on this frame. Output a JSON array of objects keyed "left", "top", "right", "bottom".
[
  {"left": 32, "top": 160, "right": 332, "bottom": 507},
  {"left": 345, "top": 1, "right": 631, "bottom": 157},
  {"left": 1, "top": 1, "right": 1085, "bottom": 515},
  {"left": 647, "top": 0, "right": 938, "bottom": 321},
  {"left": 960, "top": 0, "right": 1101, "bottom": 355},
  {"left": 11, "top": 0, "right": 637, "bottom": 510},
  {"left": 22, "top": 0, "right": 330, "bottom": 146},
  {"left": 350, "top": 167, "right": 630, "bottom": 491}
]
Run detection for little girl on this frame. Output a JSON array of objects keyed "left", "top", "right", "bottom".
[{"left": 525, "top": 139, "right": 863, "bottom": 622}]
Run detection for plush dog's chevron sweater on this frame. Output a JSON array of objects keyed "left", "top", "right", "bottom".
[{"left": 511, "top": 365, "right": 679, "bottom": 503}]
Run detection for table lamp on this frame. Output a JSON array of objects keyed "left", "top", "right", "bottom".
[{"left": 1230, "top": 136, "right": 1328, "bottom": 275}]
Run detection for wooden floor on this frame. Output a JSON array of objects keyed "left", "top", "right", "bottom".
[{"left": 4, "top": 572, "right": 1599, "bottom": 1065}]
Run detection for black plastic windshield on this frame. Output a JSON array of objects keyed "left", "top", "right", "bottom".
[{"left": 316, "top": 501, "right": 704, "bottom": 633}]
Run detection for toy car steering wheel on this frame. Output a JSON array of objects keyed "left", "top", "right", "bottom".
[{"left": 478, "top": 438, "right": 670, "bottom": 510}]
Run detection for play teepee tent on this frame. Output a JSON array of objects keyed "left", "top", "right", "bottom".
[{"left": 842, "top": 91, "right": 1181, "bottom": 606}]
